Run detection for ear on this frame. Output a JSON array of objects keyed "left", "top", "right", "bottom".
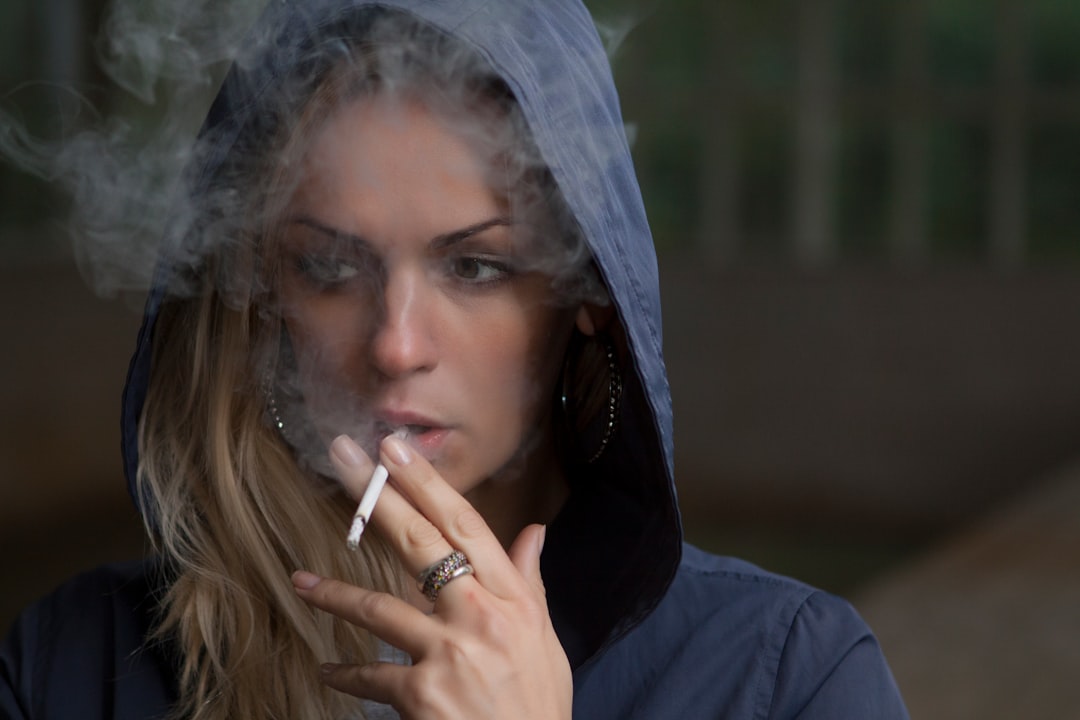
[{"left": 575, "top": 303, "right": 615, "bottom": 337}]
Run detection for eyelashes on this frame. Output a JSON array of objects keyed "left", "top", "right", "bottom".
[
  {"left": 291, "top": 250, "right": 517, "bottom": 293},
  {"left": 294, "top": 254, "right": 362, "bottom": 287},
  {"left": 446, "top": 255, "right": 515, "bottom": 285}
]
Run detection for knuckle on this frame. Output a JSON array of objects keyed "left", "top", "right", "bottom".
[
  {"left": 450, "top": 506, "right": 488, "bottom": 540},
  {"left": 520, "top": 599, "right": 551, "bottom": 631},
  {"left": 399, "top": 515, "right": 444, "bottom": 554},
  {"left": 403, "top": 668, "right": 439, "bottom": 713},
  {"left": 517, "top": 591, "right": 546, "bottom": 617},
  {"left": 474, "top": 606, "right": 510, "bottom": 640},
  {"left": 435, "top": 635, "right": 472, "bottom": 666},
  {"left": 355, "top": 590, "right": 394, "bottom": 620},
  {"left": 310, "top": 578, "right": 343, "bottom": 606},
  {"left": 456, "top": 597, "right": 511, "bottom": 642},
  {"left": 410, "top": 685, "right": 438, "bottom": 715}
]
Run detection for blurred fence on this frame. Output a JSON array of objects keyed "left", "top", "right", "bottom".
[{"left": 601, "top": 0, "right": 1080, "bottom": 269}]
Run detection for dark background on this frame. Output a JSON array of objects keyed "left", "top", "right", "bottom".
[{"left": 3, "top": 1, "right": 1080, "bottom": 716}]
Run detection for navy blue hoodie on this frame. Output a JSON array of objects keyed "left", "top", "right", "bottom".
[{"left": 1, "top": 1, "right": 908, "bottom": 717}]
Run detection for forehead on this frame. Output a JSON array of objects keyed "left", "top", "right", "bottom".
[
  {"left": 306, "top": 95, "right": 496, "bottom": 180},
  {"left": 287, "top": 95, "right": 508, "bottom": 227}
]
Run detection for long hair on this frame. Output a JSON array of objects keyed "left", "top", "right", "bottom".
[{"left": 136, "top": 9, "right": 607, "bottom": 719}]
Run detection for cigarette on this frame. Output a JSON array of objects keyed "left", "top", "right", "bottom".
[{"left": 346, "top": 428, "right": 407, "bottom": 549}]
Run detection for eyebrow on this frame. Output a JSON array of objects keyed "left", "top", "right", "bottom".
[
  {"left": 287, "top": 215, "right": 514, "bottom": 249},
  {"left": 289, "top": 216, "right": 370, "bottom": 247},
  {"left": 430, "top": 217, "right": 514, "bottom": 249}
]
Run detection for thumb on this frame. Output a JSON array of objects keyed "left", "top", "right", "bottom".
[{"left": 508, "top": 523, "right": 547, "bottom": 598}]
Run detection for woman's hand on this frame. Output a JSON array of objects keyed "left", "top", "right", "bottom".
[{"left": 291, "top": 433, "right": 573, "bottom": 720}]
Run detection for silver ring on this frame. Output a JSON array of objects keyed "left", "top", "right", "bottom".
[{"left": 417, "top": 550, "right": 473, "bottom": 602}]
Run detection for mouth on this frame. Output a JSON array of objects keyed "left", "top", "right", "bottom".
[{"left": 374, "top": 412, "right": 447, "bottom": 446}]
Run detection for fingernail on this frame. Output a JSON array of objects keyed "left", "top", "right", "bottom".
[
  {"left": 331, "top": 435, "right": 365, "bottom": 467},
  {"left": 384, "top": 435, "right": 411, "bottom": 465},
  {"left": 320, "top": 662, "right": 339, "bottom": 676},
  {"left": 292, "top": 570, "right": 322, "bottom": 590}
]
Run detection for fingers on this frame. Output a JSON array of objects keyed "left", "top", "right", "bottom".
[
  {"left": 328, "top": 432, "right": 543, "bottom": 607},
  {"left": 319, "top": 662, "right": 407, "bottom": 707},
  {"left": 507, "top": 524, "right": 547, "bottom": 600},
  {"left": 292, "top": 571, "right": 433, "bottom": 657},
  {"left": 331, "top": 435, "right": 458, "bottom": 576},
  {"left": 375, "top": 434, "right": 525, "bottom": 600},
  {"left": 305, "top": 437, "right": 568, "bottom": 717},
  {"left": 329, "top": 435, "right": 378, "bottom": 501}
]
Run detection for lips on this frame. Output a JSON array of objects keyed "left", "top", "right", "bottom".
[
  {"left": 374, "top": 410, "right": 450, "bottom": 456},
  {"left": 375, "top": 410, "right": 440, "bottom": 433}
]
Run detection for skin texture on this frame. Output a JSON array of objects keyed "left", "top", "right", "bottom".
[
  {"left": 278, "top": 94, "right": 581, "bottom": 545},
  {"left": 281, "top": 95, "right": 584, "bottom": 716}
]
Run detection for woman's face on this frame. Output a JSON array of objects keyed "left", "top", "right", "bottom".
[{"left": 275, "top": 94, "right": 579, "bottom": 497}]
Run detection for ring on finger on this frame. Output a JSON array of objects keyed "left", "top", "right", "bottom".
[{"left": 417, "top": 550, "right": 474, "bottom": 602}]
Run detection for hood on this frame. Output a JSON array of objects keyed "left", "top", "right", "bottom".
[{"left": 121, "top": 0, "right": 680, "bottom": 670}]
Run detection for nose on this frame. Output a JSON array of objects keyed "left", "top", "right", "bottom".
[{"left": 370, "top": 266, "right": 437, "bottom": 379}]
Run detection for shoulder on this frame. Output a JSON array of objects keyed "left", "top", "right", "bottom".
[
  {"left": 670, "top": 544, "right": 867, "bottom": 642},
  {"left": 1, "top": 559, "right": 176, "bottom": 720},
  {"left": 572, "top": 544, "right": 908, "bottom": 719},
  {"left": 6, "top": 559, "right": 163, "bottom": 662},
  {"left": 23, "top": 559, "right": 159, "bottom": 616}
]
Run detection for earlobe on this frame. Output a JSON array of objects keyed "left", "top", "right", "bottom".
[
  {"left": 575, "top": 303, "right": 614, "bottom": 337},
  {"left": 575, "top": 306, "right": 597, "bottom": 336}
]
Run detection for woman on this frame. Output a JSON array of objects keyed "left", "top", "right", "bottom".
[{"left": 1, "top": 1, "right": 909, "bottom": 718}]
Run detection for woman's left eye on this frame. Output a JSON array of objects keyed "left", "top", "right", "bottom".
[{"left": 450, "top": 256, "right": 512, "bottom": 283}]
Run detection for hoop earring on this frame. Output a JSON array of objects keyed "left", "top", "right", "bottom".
[
  {"left": 561, "top": 333, "right": 622, "bottom": 464},
  {"left": 260, "top": 365, "right": 335, "bottom": 477},
  {"left": 262, "top": 369, "right": 287, "bottom": 435}
]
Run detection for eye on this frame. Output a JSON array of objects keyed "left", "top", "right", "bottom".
[
  {"left": 450, "top": 256, "right": 512, "bottom": 283},
  {"left": 295, "top": 255, "right": 362, "bottom": 288}
]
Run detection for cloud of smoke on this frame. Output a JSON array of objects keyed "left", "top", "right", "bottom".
[
  {"left": 0, "top": 0, "right": 266, "bottom": 295},
  {"left": 4, "top": 0, "right": 643, "bottom": 472}
]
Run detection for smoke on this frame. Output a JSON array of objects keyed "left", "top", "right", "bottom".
[
  {"left": 96, "top": 0, "right": 262, "bottom": 102},
  {"left": 0, "top": 0, "right": 645, "bottom": 303},
  {"left": 238, "top": 7, "right": 615, "bottom": 470},
  {"left": 593, "top": 14, "right": 638, "bottom": 60},
  {"left": 588, "top": 0, "right": 660, "bottom": 59},
  {"left": 588, "top": 0, "right": 660, "bottom": 148},
  {"left": 0, "top": 0, "right": 266, "bottom": 295},
  {"left": 4, "top": 1, "right": 643, "bottom": 475}
]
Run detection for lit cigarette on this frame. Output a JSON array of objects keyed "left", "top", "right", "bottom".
[{"left": 346, "top": 429, "right": 407, "bottom": 549}]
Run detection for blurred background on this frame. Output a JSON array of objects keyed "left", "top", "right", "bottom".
[{"left": 3, "top": 0, "right": 1079, "bottom": 716}]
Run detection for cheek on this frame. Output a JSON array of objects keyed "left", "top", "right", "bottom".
[
  {"left": 471, "top": 304, "right": 572, "bottom": 417},
  {"left": 282, "top": 297, "right": 372, "bottom": 382}
]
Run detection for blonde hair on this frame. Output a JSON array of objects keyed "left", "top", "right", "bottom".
[
  {"left": 135, "top": 11, "right": 609, "bottom": 719},
  {"left": 139, "top": 264, "right": 409, "bottom": 720}
]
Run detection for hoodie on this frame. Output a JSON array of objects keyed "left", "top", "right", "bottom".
[{"left": 1, "top": 1, "right": 908, "bottom": 718}]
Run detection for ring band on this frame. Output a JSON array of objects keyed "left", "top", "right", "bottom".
[{"left": 417, "top": 550, "right": 473, "bottom": 602}]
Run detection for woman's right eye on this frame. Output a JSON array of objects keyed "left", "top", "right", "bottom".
[{"left": 294, "top": 255, "right": 361, "bottom": 288}]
